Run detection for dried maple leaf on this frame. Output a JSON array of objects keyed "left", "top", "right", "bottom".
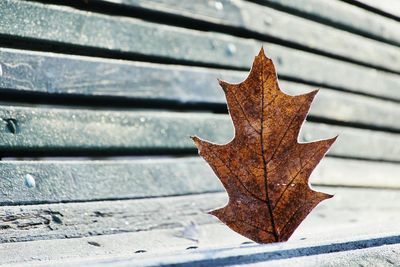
[{"left": 191, "top": 48, "right": 337, "bottom": 243}]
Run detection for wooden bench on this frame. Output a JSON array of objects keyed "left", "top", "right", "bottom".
[{"left": 0, "top": 0, "right": 400, "bottom": 265}]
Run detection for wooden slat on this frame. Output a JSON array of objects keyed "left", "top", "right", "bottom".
[
  {"left": 262, "top": 0, "right": 400, "bottom": 46},
  {"left": 0, "top": 158, "right": 222, "bottom": 205},
  {"left": 4, "top": 231, "right": 400, "bottom": 267},
  {"left": 0, "top": 226, "right": 245, "bottom": 266},
  {"left": 2, "top": 187, "right": 400, "bottom": 244},
  {"left": 1, "top": 157, "right": 399, "bottom": 205},
  {"left": 2, "top": 48, "right": 400, "bottom": 132},
  {"left": 95, "top": 0, "right": 400, "bottom": 72},
  {"left": 0, "top": 107, "right": 399, "bottom": 161},
  {"left": 311, "top": 158, "right": 400, "bottom": 189},
  {"left": 1, "top": 2, "right": 400, "bottom": 101},
  {"left": 0, "top": 193, "right": 221, "bottom": 243},
  {"left": 239, "top": 245, "right": 400, "bottom": 267},
  {"left": 1, "top": 187, "right": 400, "bottom": 247},
  {"left": 301, "top": 123, "right": 400, "bottom": 161},
  {"left": 352, "top": 0, "right": 400, "bottom": 19},
  {"left": 126, "top": 236, "right": 400, "bottom": 267}
]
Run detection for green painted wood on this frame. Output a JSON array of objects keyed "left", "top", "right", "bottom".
[
  {"left": 1, "top": 2, "right": 400, "bottom": 101},
  {"left": 261, "top": 0, "right": 400, "bottom": 46},
  {"left": 0, "top": 107, "right": 398, "bottom": 161},
  {"left": 0, "top": 157, "right": 397, "bottom": 205},
  {"left": 95, "top": 0, "right": 400, "bottom": 72},
  {"left": 1, "top": 48, "right": 400, "bottom": 132}
]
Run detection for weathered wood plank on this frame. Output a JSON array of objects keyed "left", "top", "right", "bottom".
[
  {"left": 300, "top": 123, "right": 400, "bottom": 162},
  {"left": 0, "top": 227, "right": 242, "bottom": 266},
  {"left": 0, "top": 107, "right": 398, "bottom": 161},
  {"left": 1, "top": 2, "right": 400, "bottom": 101},
  {"left": 0, "top": 193, "right": 223, "bottom": 243},
  {"left": 241, "top": 244, "right": 400, "bottom": 267},
  {"left": 261, "top": 0, "right": 400, "bottom": 46},
  {"left": 0, "top": 226, "right": 246, "bottom": 266},
  {"left": 95, "top": 0, "right": 400, "bottom": 72},
  {"left": 122, "top": 236, "right": 400, "bottom": 267},
  {"left": 2, "top": 48, "right": 400, "bottom": 131},
  {"left": 0, "top": 157, "right": 399, "bottom": 205},
  {"left": 1, "top": 187, "right": 400, "bottom": 249},
  {"left": 0, "top": 158, "right": 222, "bottom": 205},
  {"left": 310, "top": 158, "right": 400, "bottom": 189},
  {"left": 352, "top": 0, "right": 400, "bottom": 19},
  {"left": 4, "top": 230, "right": 400, "bottom": 266}
]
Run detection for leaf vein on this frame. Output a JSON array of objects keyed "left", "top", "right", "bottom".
[
  {"left": 266, "top": 98, "right": 308, "bottom": 163},
  {"left": 237, "top": 218, "right": 275, "bottom": 237},
  {"left": 231, "top": 87, "right": 261, "bottom": 134},
  {"left": 206, "top": 147, "right": 267, "bottom": 204},
  {"left": 272, "top": 145, "right": 328, "bottom": 212}
]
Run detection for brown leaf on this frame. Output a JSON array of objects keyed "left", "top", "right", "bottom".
[{"left": 191, "top": 48, "right": 337, "bottom": 243}]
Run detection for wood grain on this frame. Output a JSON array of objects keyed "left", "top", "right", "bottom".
[
  {"left": 0, "top": 158, "right": 222, "bottom": 205},
  {"left": 1, "top": 187, "right": 400, "bottom": 246},
  {"left": 126, "top": 236, "right": 400, "bottom": 267},
  {"left": 96, "top": 0, "right": 400, "bottom": 72},
  {"left": 261, "top": 0, "right": 400, "bottom": 46},
  {"left": 0, "top": 193, "right": 224, "bottom": 243},
  {"left": 0, "top": 157, "right": 398, "bottom": 205},
  {"left": 1, "top": 2, "right": 400, "bottom": 101},
  {"left": 3, "top": 225, "right": 400, "bottom": 267},
  {"left": 0, "top": 106, "right": 398, "bottom": 161},
  {"left": 1, "top": 48, "right": 400, "bottom": 131},
  {"left": 3, "top": 228, "right": 400, "bottom": 267}
]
